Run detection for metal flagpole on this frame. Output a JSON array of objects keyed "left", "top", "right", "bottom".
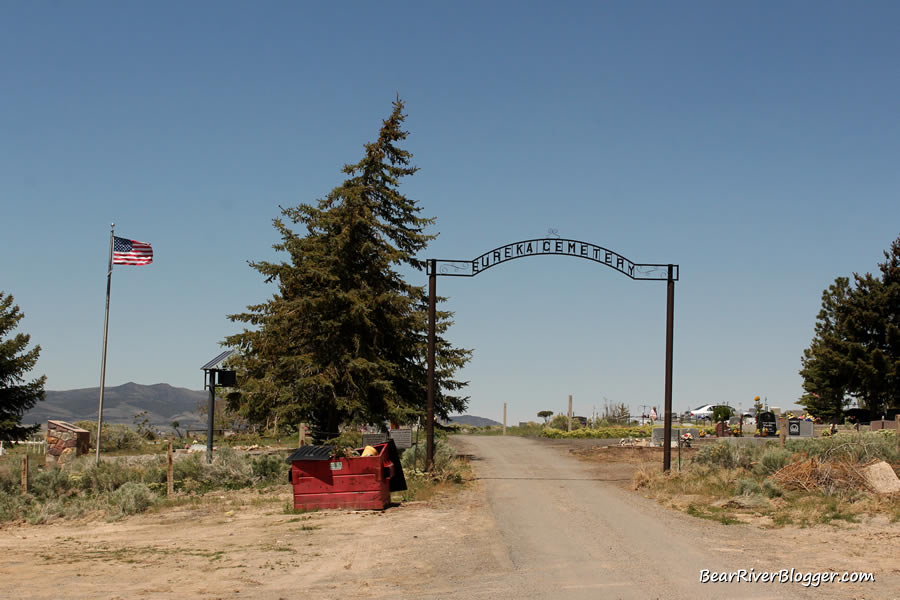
[{"left": 96, "top": 224, "right": 115, "bottom": 464}]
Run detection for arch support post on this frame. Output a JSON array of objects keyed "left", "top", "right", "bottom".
[
  {"left": 426, "top": 259, "right": 436, "bottom": 472},
  {"left": 663, "top": 264, "right": 675, "bottom": 471}
]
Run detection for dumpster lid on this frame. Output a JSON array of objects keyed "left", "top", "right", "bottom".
[{"left": 285, "top": 445, "right": 333, "bottom": 463}]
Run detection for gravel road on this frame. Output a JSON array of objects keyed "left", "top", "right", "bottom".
[{"left": 446, "top": 435, "right": 873, "bottom": 600}]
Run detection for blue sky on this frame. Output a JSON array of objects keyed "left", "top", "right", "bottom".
[{"left": 2, "top": 2, "right": 898, "bottom": 424}]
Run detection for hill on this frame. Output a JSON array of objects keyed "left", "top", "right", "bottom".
[
  {"left": 447, "top": 415, "right": 502, "bottom": 427},
  {"left": 24, "top": 382, "right": 205, "bottom": 428}
]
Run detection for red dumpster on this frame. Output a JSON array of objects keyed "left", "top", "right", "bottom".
[{"left": 287, "top": 440, "right": 407, "bottom": 511}]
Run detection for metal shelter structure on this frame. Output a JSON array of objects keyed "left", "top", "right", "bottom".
[
  {"left": 425, "top": 238, "right": 680, "bottom": 471},
  {"left": 201, "top": 350, "right": 236, "bottom": 464}
]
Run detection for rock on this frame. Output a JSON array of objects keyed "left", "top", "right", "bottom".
[{"left": 860, "top": 461, "right": 900, "bottom": 494}]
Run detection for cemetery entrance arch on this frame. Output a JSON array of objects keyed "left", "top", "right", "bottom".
[{"left": 424, "top": 239, "right": 680, "bottom": 471}]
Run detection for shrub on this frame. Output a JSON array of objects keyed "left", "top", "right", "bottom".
[
  {"left": 548, "top": 413, "right": 582, "bottom": 431},
  {"left": 400, "top": 438, "right": 455, "bottom": 473},
  {"left": 69, "top": 457, "right": 158, "bottom": 494},
  {"left": 0, "top": 492, "right": 26, "bottom": 522},
  {"left": 109, "top": 482, "right": 157, "bottom": 518},
  {"left": 74, "top": 421, "right": 144, "bottom": 451},
  {"left": 755, "top": 447, "right": 792, "bottom": 475},
  {"left": 762, "top": 479, "right": 783, "bottom": 498},
  {"left": 735, "top": 478, "right": 763, "bottom": 496},
  {"left": 0, "top": 449, "right": 291, "bottom": 524},
  {"left": 251, "top": 453, "right": 287, "bottom": 483},
  {"left": 29, "top": 467, "right": 75, "bottom": 498},
  {"left": 712, "top": 406, "right": 734, "bottom": 423},
  {"left": 173, "top": 454, "right": 205, "bottom": 484},
  {"left": 542, "top": 426, "right": 653, "bottom": 439},
  {"left": 400, "top": 444, "right": 427, "bottom": 473},
  {"left": 692, "top": 442, "right": 755, "bottom": 470},
  {"left": 208, "top": 446, "right": 252, "bottom": 486},
  {"left": 786, "top": 432, "right": 899, "bottom": 463},
  {"left": 324, "top": 431, "right": 363, "bottom": 450}
]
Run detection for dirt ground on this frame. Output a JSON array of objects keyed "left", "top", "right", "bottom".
[
  {"left": 0, "top": 483, "right": 508, "bottom": 600},
  {"left": 1, "top": 437, "right": 898, "bottom": 600}
]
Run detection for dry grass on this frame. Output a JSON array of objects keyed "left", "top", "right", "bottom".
[
  {"left": 631, "top": 439, "right": 900, "bottom": 528},
  {"left": 772, "top": 458, "right": 870, "bottom": 494}
]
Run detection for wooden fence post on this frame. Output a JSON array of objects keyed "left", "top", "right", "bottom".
[
  {"left": 896, "top": 415, "right": 900, "bottom": 452},
  {"left": 298, "top": 423, "right": 307, "bottom": 447},
  {"left": 779, "top": 416, "right": 786, "bottom": 448},
  {"left": 21, "top": 455, "right": 29, "bottom": 495},
  {"left": 167, "top": 439, "right": 174, "bottom": 497}
]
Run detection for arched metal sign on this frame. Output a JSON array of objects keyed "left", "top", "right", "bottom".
[{"left": 424, "top": 239, "right": 679, "bottom": 471}]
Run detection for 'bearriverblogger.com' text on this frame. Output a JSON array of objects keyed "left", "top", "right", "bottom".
[{"left": 699, "top": 569, "right": 875, "bottom": 588}]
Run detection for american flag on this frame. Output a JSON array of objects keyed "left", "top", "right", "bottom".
[{"left": 113, "top": 236, "right": 153, "bottom": 265}]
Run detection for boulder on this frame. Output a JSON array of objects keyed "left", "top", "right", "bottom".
[{"left": 861, "top": 461, "right": 900, "bottom": 494}]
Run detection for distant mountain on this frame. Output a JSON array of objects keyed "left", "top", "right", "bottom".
[
  {"left": 447, "top": 415, "right": 502, "bottom": 427},
  {"left": 24, "top": 382, "right": 206, "bottom": 428}
]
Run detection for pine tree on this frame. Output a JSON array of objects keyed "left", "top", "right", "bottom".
[
  {"left": 798, "top": 277, "right": 855, "bottom": 420},
  {"left": 799, "top": 234, "right": 900, "bottom": 418},
  {"left": 226, "top": 99, "right": 470, "bottom": 441},
  {"left": 0, "top": 292, "right": 46, "bottom": 442},
  {"left": 848, "top": 235, "right": 900, "bottom": 413}
]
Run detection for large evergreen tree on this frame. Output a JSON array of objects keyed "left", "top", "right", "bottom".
[
  {"left": 798, "top": 278, "right": 855, "bottom": 420},
  {"left": 0, "top": 292, "right": 46, "bottom": 442},
  {"left": 800, "top": 234, "right": 900, "bottom": 418},
  {"left": 226, "top": 99, "right": 470, "bottom": 440}
]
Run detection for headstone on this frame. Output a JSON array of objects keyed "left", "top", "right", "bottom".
[
  {"left": 652, "top": 427, "right": 699, "bottom": 445},
  {"left": 715, "top": 422, "right": 728, "bottom": 437},
  {"left": 787, "top": 420, "right": 813, "bottom": 437},
  {"left": 757, "top": 412, "right": 777, "bottom": 437},
  {"left": 389, "top": 428, "right": 413, "bottom": 449},
  {"left": 651, "top": 427, "right": 677, "bottom": 444}
]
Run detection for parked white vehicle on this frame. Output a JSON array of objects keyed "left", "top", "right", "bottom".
[{"left": 688, "top": 404, "right": 734, "bottom": 420}]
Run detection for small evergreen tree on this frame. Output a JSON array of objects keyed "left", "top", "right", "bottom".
[
  {"left": 0, "top": 292, "right": 46, "bottom": 442},
  {"left": 227, "top": 99, "right": 470, "bottom": 441}
]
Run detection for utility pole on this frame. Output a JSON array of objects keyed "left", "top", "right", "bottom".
[
  {"left": 503, "top": 403, "right": 507, "bottom": 435},
  {"left": 568, "top": 395, "right": 573, "bottom": 432}
]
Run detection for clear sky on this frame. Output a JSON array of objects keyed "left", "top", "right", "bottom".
[{"left": 3, "top": 2, "right": 899, "bottom": 424}]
